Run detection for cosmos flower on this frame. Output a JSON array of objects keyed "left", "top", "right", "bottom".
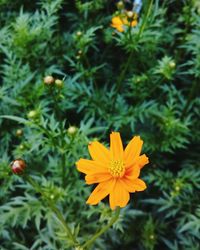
[
  {"left": 76, "top": 132, "right": 149, "bottom": 210},
  {"left": 111, "top": 15, "right": 137, "bottom": 32}
]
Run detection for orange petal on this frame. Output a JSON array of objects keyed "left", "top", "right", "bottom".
[
  {"left": 131, "top": 20, "right": 137, "bottom": 27},
  {"left": 125, "top": 165, "right": 140, "bottom": 180},
  {"left": 85, "top": 173, "right": 111, "bottom": 184},
  {"left": 76, "top": 159, "right": 108, "bottom": 175},
  {"left": 86, "top": 179, "right": 116, "bottom": 205},
  {"left": 115, "top": 25, "right": 124, "bottom": 32},
  {"left": 122, "top": 18, "right": 129, "bottom": 25},
  {"left": 88, "top": 141, "right": 110, "bottom": 164},
  {"left": 133, "top": 178, "right": 147, "bottom": 191},
  {"left": 110, "top": 132, "right": 123, "bottom": 160},
  {"left": 121, "top": 178, "right": 146, "bottom": 193},
  {"left": 109, "top": 180, "right": 130, "bottom": 210},
  {"left": 124, "top": 136, "right": 143, "bottom": 167},
  {"left": 137, "top": 154, "right": 149, "bottom": 169},
  {"left": 111, "top": 16, "right": 123, "bottom": 25},
  {"left": 121, "top": 178, "right": 136, "bottom": 192}
]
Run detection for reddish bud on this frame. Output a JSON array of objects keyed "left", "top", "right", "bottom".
[{"left": 10, "top": 159, "right": 26, "bottom": 175}]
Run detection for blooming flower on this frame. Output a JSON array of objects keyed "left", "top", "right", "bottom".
[
  {"left": 76, "top": 132, "right": 149, "bottom": 210},
  {"left": 111, "top": 15, "right": 137, "bottom": 32}
]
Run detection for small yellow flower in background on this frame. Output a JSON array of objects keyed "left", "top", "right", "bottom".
[
  {"left": 111, "top": 15, "right": 137, "bottom": 32},
  {"left": 76, "top": 132, "right": 149, "bottom": 210}
]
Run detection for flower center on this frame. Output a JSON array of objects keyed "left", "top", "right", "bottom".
[{"left": 109, "top": 160, "right": 125, "bottom": 178}]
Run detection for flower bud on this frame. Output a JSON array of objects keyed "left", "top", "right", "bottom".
[
  {"left": 19, "top": 144, "right": 25, "bottom": 150},
  {"left": 76, "top": 31, "right": 82, "bottom": 37},
  {"left": 169, "top": 61, "right": 176, "bottom": 68},
  {"left": 16, "top": 129, "right": 23, "bottom": 137},
  {"left": 126, "top": 11, "right": 134, "bottom": 19},
  {"left": 55, "top": 79, "right": 64, "bottom": 88},
  {"left": 117, "top": 1, "right": 124, "bottom": 9},
  {"left": 27, "top": 110, "right": 38, "bottom": 119},
  {"left": 149, "top": 234, "right": 155, "bottom": 240},
  {"left": 50, "top": 194, "right": 55, "bottom": 200},
  {"left": 10, "top": 159, "right": 26, "bottom": 175},
  {"left": 67, "top": 126, "right": 77, "bottom": 134},
  {"left": 43, "top": 75, "right": 54, "bottom": 85}
]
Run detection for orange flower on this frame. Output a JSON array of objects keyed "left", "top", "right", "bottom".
[
  {"left": 76, "top": 132, "right": 149, "bottom": 210},
  {"left": 111, "top": 16, "right": 137, "bottom": 32}
]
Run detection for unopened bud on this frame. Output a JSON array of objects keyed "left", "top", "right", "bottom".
[
  {"left": 55, "top": 79, "right": 64, "bottom": 88},
  {"left": 19, "top": 144, "right": 25, "bottom": 150},
  {"left": 44, "top": 75, "right": 54, "bottom": 85},
  {"left": 67, "top": 126, "right": 77, "bottom": 134},
  {"left": 76, "top": 31, "right": 82, "bottom": 37},
  {"left": 10, "top": 159, "right": 26, "bottom": 175},
  {"left": 78, "top": 50, "right": 82, "bottom": 55},
  {"left": 149, "top": 234, "right": 155, "bottom": 240},
  {"left": 16, "top": 129, "right": 23, "bottom": 137},
  {"left": 50, "top": 194, "right": 55, "bottom": 200},
  {"left": 175, "top": 186, "right": 180, "bottom": 191},
  {"left": 117, "top": 1, "right": 124, "bottom": 9},
  {"left": 126, "top": 11, "right": 134, "bottom": 19},
  {"left": 136, "top": 77, "right": 141, "bottom": 83},
  {"left": 27, "top": 110, "right": 38, "bottom": 119},
  {"left": 169, "top": 61, "right": 176, "bottom": 68}
]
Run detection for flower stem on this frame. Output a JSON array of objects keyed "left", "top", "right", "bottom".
[
  {"left": 114, "top": 0, "right": 153, "bottom": 98},
  {"left": 24, "top": 175, "right": 78, "bottom": 246},
  {"left": 115, "top": 50, "right": 134, "bottom": 93},
  {"left": 137, "top": 0, "right": 153, "bottom": 40},
  {"left": 82, "top": 207, "right": 121, "bottom": 249},
  {"left": 181, "top": 79, "right": 199, "bottom": 119}
]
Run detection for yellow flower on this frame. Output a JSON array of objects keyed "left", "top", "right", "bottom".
[
  {"left": 76, "top": 132, "right": 149, "bottom": 210},
  {"left": 111, "top": 16, "right": 137, "bottom": 32}
]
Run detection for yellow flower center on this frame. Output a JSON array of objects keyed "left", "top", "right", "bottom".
[{"left": 109, "top": 160, "right": 125, "bottom": 178}]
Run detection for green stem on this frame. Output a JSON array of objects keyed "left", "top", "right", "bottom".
[
  {"left": 115, "top": 50, "right": 134, "bottom": 93},
  {"left": 24, "top": 175, "right": 78, "bottom": 246},
  {"left": 61, "top": 153, "right": 66, "bottom": 187},
  {"left": 137, "top": 0, "right": 153, "bottom": 40},
  {"left": 82, "top": 207, "right": 121, "bottom": 249},
  {"left": 60, "top": 125, "right": 67, "bottom": 188},
  {"left": 114, "top": 0, "right": 153, "bottom": 96},
  {"left": 181, "top": 80, "right": 199, "bottom": 119}
]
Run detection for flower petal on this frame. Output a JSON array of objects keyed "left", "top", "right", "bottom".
[
  {"left": 86, "top": 179, "right": 116, "bottom": 205},
  {"left": 124, "top": 136, "right": 143, "bottom": 167},
  {"left": 131, "top": 20, "right": 137, "bottom": 27},
  {"left": 133, "top": 178, "right": 147, "bottom": 191},
  {"left": 85, "top": 173, "right": 111, "bottom": 184},
  {"left": 76, "top": 159, "right": 108, "bottom": 175},
  {"left": 111, "top": 16, "right": 123, "bottom": 25},
  {"left": 125, "top": 165, "right": 140, "bottom": 180},
  {"left": 88, "top": 141, "right": 110, "bottom": 164},
  {"left": 121, "top": 178, "right": 147, "bottom": 192},
  {"left": 137, "top": 154, "right": 149, "bottom": 169},
  {"left": 110, "top": 132, "right": 123, "bottom": 160},
  {"left": 109, "top": 180, "right": 130, "bottom": 210}
]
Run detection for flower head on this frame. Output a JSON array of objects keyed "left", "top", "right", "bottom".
[
  {"left": 76, "top": 132, "right": 149, "bottom": 210},
  {"left": 111, "top": 15, "right": 137, "bottom": 32}
]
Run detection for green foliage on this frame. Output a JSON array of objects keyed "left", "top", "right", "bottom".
[{"left": 0, "top": 0, "right": 200, "bottom": 249}]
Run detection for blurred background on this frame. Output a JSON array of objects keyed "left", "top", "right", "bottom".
[{"left": 0, "top": 0, "right": 200, "bottom": 249}]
